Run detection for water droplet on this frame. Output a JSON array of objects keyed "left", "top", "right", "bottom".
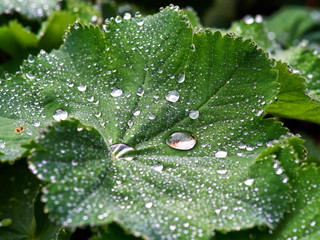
[
  {"left": 191, "top": 44, "right": 196, "bottom": 51},
  {"left": 217, "top": 169, "right": 228, "bottom": 175},
  {"left": 151, "top": 163, "right": 163, "bottom": 172},
  {"left": 123, "top": 13, "right": 131, "bottom": 20},
  {"left": 110, "top": 143, "right": 135, "bottom": 160},
  {"left": 0, "top": 140, "right": 5, "bottom": 149},
  {"left": 215, "top": 151, "right": 227, "bottom": 158},
  {"left": 177, "top": 73, "right": 185, "bottom": 83},
  {"left": 26, "top": 71, "right": 35, "bottom": 80},
  {"left": 133, "top": 109, "right": 140, "bottom": 116},
  {"left": 77, "top": 84, "right": 87, "bottom": 92},
  {"left": 166, "top": 90, "right": 179, "bottom": 102},
  {"left": 145, "top": 202, "right": 153, "bottom": 208},
  {"left": 136, "top": 88, "right": 144, "bottom": 96},
  {"left": 189, "top": 110, "right": 199, "bottom": 119},
  {"left": 244, "top": 15, "right": 254, "bottom": 24},
  {"left": 111, "top": 88, "right": 123, "bottom": 97},
  {"left": 169, "top": 225, "right": 176, "bottom": 231},
  {"left": 166, "top": 132, "right": 196, "bottom": 150},
  {"left": 148, "top": 114, "right": 155, "bottom": 120},
  {"left": 115, "top": 16, "right": 122, "bottom": 23},
  {"left": 32, "top": 121, "right": 40, "bottom": 127},
  {"left": 244, "top": 178, "right": 255, "bottom": 186},
  {"left": 52, "top": 109, "right": 68, "bottom": 121},
  {"left": 27, "top": 55, "right": 35, "bottom": 63},
  {"left": 255, "top": 109, "right": 263, "bottom": 116},
  {"left": 5, "top": 74, "right": 12, "bottom": 80}
]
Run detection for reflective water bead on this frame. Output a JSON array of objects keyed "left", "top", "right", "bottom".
[
  {"left": 215, "top": 151, "right": 227, "bottom": 158},
  {"left": 111, "top": 88, "right": 123, "bottom": 97},
  {"left": 177, "top": 73, "right": 185, "bottom": 83},
  {"left": 110, "top": 143, "right": 135, "bottom": 160},
  {"left": 123, "top": 13, "right": 131, "bottom": 20},
  {"left": 77, "top": 84, "right": 87, "bottom": 92},
  {"left": 166, "top": 132, "right": 196, "bottom": 150},
  {"left": 52, "top": 109, "right": 68, "bottom": 121},
  {"left": 136, "top": 88, "right": 144, "bottom": 96},
  {"left": 189, "top": 110, "right": 199, "bottom": 119},
  {"left": 151, "top": 163, "right": 163, "bottom": 172},
  {"left": 166, "top": 90, "right": 180, "bottom": 102},
  {"left": 244, "top": 178, "right": 255, "bottom": 186}
]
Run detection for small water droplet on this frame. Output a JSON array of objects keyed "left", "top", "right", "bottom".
[
  {"left": 110, "top": 143, "right": 135, "bottom": 160},
  {"left": 177, "top": 73, "right": 185, "bottom": 83},
  {"left": 26, "top": 71, "right": 35, "bottom": 80},
  {"left": 145, "top": 202, "right": 153, "bottom": 208},
  {"left": 136, "top": 88, "right": 144, "bottom": 96},
  {"left": 244, "top": 178, "right": 255, "bottom": 186},
  {"left": 191, "top": 44, "right": 196, "bottom": 52},
  {"left": 217, "top": 169, "right": 228, "bottom": 175},
  {"left": 28, "top": 55, "right": 35, "bottom": 63},
  {"left": 111, "top": 88, "right": 123, "bottom": 97},
  {"left": 32, "top": 121, "right": 40, "bottom": 127},
  {"left": 52, "top": 109, "right": 68, "bottom": 121},
  {"left": 166, "top": 132, "right": 196, "bottom": 150},
  {"left": 189, "top": 110, "right": 199, "bottom": 119},
  {"left": 151, "top": 163, "right": 163, "bottom": 172},
  {"left": 0, "top": 140, "right": 5, "bottom": 149},
  {"left": 133, "top": 109, "right": 141, "bottom": 116},
  {"left": 123, "top": 13, "right": 131, "bottom": 20},
  {"left": 5, "top": 74, "right": 12, "bottom": 80},
  {"left": 244, "top": 15, "right": 254, "bottom": 24},
  {"left": 166, "top": 90, "right": 179, "bottom": 102},
  {"left": 115, "top": 16, "right": 122, "bottom": 23},
  {"left": 148, "top": 114, "right": 155, "bottom": 120},
  {"left": 77, "top": 84, "right": 87, "bottom": 92},
  {"left": 215, "top": 151, "right": 227, "bottom": 158}
]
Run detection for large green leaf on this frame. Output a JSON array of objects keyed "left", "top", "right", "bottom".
[
  {"left": 0, "top": 6, "right": 305, "bottom": 239},
  {"left": 0, "top": 160, "right": 60, "bottom": 239},
  {"left": 0, "top": 0, "right": 59, "bottom": 20}
]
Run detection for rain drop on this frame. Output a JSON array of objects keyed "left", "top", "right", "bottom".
[
  {"left": 111, "top": 88, "right": 123, "bottom": 97},
  {"left": 77, "top": 84, "right": 87, "bottom": 92},
  {"left": 110, "top": 143, "right": 135, "bottom": 160},
  {"left": 136, "top": 88, "right": 144, "bottom": 96},
  {"left": 166, "top": 90, "right": 180, "bottom": 102},
  {"left": 215, "top": 151, "right": 227, "bottom": 158},
  {"left": 189, "top": 110, "right": 199, "bottom": 119},
  {"left": 177, "top": 73, "right": 185, "bottom": 83},
  {"left": 244, "top": 178, "right": 255, "bottom": 186},
  {"left": 166, "top": 132, "right": 196, "bottom": 150},
  {"left": 52, "top": 109, "right": 68, "bottom": 121}
]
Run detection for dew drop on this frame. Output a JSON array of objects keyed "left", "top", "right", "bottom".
[
  {"left": 111, "top": 88, "right": 123, "bottom": 97},
  {"left": 244, "top": 178, "right": 255, "bottom": 186},
  {"left": 77, "top": 84, "right": 87, "bottom": 92},
  {"left": 110, "top": 143, "right": 135, "bottom": 160},
  {"left": 0, "top": 140, "right": 5, "bottom": 149},
  {"left": 52, "top": 109, "right": 68, "bottom": 121},
  {"left": 136, "top": 88, "right": 144, "bottom": 96},
  {"left": 215, "top": 151, "right": 227, "bottom": 158},
  {"left": 191, "top": 44, "right": 196, "bottom": 52},
  {"left": 148, "top": 114, "right": 155, "bottom": 120},
  {"left": 32, "top": 121, "right": 40, "bottom": 127},
  {"left": 177, "top": 73, "right": 185, "bottom": 83},
  {"left": 189, "top": 110, "right": 199, "bottom": 119},
  {"left": 151, "top": 163, "right": 163, "bottom": 172},
  {"left": 123, "top": 13, "right": 131, "bottom": 20},
  {"left": 26, "top": 71, "right": 35, "bottom": 80},
  {"left": 217, "top": 169, "right": 228, "bottom": 175},
  {"left": 133, "top": 109, "right": 141, "bottom": 116},
  {"left": 166, "top": 132, "right": 196, "bottom": 150},
  {"left": 244, "top": 15, "right": 254, "bottom": 24},
  {"left": 166, "top": 90, "right": 180, "bottom": 102},
  {"left": 27, "top": 55, "right": 35, "bottom": 63},
  {"left": 145, "top": 202, "right": 153, "bottom": 208}
]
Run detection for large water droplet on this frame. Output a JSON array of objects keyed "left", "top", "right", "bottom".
[
  {"left": 166, "top": 90, "right": 179, "bottom": 102},
  {"left": 166, "top": 132, "right": 196, "bottom": 150},
  {"left": 26, "top": 71, "right": 35, "bottom": 80},
  {"left": 52, "top": 109, "right": 68, "bottom": 121},
  {"left": 189, "top": 110, "right": 199, "bottom": 119},
  {"left": 244, "top": 178, "right": 255, "bottom": 186},
  {"left": 111, "top": 88, "right": 123, "bottom": 97},
  {"left": 123, "top": 12, "right": 131, "bottom": 20},
  {"left": 110, "top": 143, "right": 135, "bottom": 160}
]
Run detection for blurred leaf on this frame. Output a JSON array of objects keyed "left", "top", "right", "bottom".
[
  {"left": 0, "top": 0, "right": 59, "bottom": 20},
  {"left": 0, "top": 160, "right": 60, "bottom": 239},
  {"left": 266, "top": 6, "right": 320, "bottom": 47}
]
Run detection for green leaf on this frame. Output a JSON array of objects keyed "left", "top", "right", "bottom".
[
  {"left": 266, "top": 61, "right": 320, "bottom": 124},
  {"left": 273, "top": 44, "right": 320, "bottom": 101},
  {"left": 265, "top": 6, "right": 320, "bottom": 47},
  {"left": 229, "top": 17, "right": 276, "bottom": 51},
  {"left": 182, "top": 7, "right": 202, "bottom": 28},
  {"left": 0, "top": 160, "right": 60, "bottom": 239},
  {"left": 0, "top": 6, "right": 305, "bottom": 239},
  {"left": 256, "top": 164, "right": 320, "bottom": 239},
  {"left": 0, "top": 0, "right": 59, "bottom": 20}
]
